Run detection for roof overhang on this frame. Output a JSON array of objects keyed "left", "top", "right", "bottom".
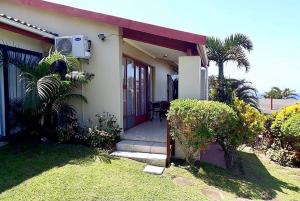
[
  {"left": 7, "top": 0, "right": 208, "bottom": 66},
  {"left": 0, "top": 21, "right": 54, "bottom": 43},
  {"left": 0, "top": 14, "right": 56, "bottom": 43},
  {"left": 11, "top": 0, "right": 206, "bottom": 45}
]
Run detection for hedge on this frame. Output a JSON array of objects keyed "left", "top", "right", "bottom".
[{"left": 167, "top": 99, "right": 238, "bottom": 165}]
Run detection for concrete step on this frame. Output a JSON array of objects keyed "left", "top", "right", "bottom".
[
  {"left": 111, "top": 151, "right": 167, "bottom": 167},
  {"left": 121, "top": 133, "right": 166, "bottom": 143},
  {"left": 116, "top": 140, "right": 166, "bottom": 154}
]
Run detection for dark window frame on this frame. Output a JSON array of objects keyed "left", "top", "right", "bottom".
[{"left": 0, "top": 44, "right": 42, "bottom": 139}]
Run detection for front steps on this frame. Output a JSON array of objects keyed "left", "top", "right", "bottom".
[
  {"left": 112, "top": 139, "right": 167, "bottom": 167},
  {"left": 116, "top": 140, "right": 166, "bottom": 154},
  {"left": 112, "top": 150, "right": 167, "bottom": 167}
]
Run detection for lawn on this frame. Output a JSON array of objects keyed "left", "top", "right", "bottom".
[{"left": 0, "top": 143, "right": 299, "bottom": 201}]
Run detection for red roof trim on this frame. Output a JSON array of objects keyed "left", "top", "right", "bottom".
[
  {"left": 123, "top": 28, "right": 198, "bottom": 54},
  {"left": 11, "top": 0, "right": 206, "bottom": 45}
]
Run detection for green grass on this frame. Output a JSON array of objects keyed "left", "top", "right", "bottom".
[{"left": 0, "top": 143, "right": 299, "bottom": 201}]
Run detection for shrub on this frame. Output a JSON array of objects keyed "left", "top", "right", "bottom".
[
  {"left": 254, "top": 113, "right": 277, "bottom": 150},
  {"left": 271, "top": 103, "right": 300, "bottom": 137},
  {"left": 266, "top": 147, "right": 297, "bottom": 167},
  {"left": 84, "top": 113, "right": 122, "bottom": 149},
  {"left": 56, "top": 110, "right": 82, "bottom": 143},
  {"left": 281, "top": 113, "right": 300, "bottom": 138},
  {"left": 281, "top": 113, "right": 300, "bottom": 151},
  {"left": 231, "top": 98, "right": 265, "bottom": 148},
  {"left": 167, "top": 99, "right": 238, "bottom": 166}
]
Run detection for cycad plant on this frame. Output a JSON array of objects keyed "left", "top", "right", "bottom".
[
  {"left": 209, "top": 76, "right": 259, "bottom": 109},
  {"left": 9, "top": 50, "right": 94, "bottom": 137}
]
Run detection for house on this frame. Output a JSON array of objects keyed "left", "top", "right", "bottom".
[
  {"left": 259, "top": 98, "right": 300, "bottom": 114},
  {"left": 0, "top": 0, "right": 209, "bottom": 166}
]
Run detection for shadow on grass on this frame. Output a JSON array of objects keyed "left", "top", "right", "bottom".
[
  {"left": 175, "top": 152, "right": 299, "bottom": 200},
  {"left": 0, "top": 142, "right": 116, "bottom": 193}
]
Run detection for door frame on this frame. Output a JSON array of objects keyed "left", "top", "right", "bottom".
[
  {"left": 0, "top": 44, "right": 42, "bottom": 139},
  {"left": 123, "top": 54, "right": 153, "bottom": 130}
]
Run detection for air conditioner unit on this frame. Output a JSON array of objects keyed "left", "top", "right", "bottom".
[{"left": 55, "top": 35, "right": 91, "bottom": 59}]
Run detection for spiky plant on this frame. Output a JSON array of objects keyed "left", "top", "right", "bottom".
[
  {"left": 209, "top": 76, "right": 259, "bottom": 109},
  {"left": 207, "top": 33, "right": 253, "bottom": 102},
  {"left": 8, "top": 50, "right": 94, "bottom": 135}
]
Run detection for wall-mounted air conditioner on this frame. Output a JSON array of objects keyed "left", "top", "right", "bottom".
[{"left": 55, "top": 35, "right": 91, "bottom": 59}]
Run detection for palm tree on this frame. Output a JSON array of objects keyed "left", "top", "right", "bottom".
[
  {"left": 264, "top": 87, "right": 298, "bottom": 99},
  {"left": 281, "top": 88, "right": 298, "bottom": 99},
  {"left": 8, "top": 51, "right": 94, "bottom": 134},
  {"left": 209, "top": 76, "right": 259, "bottom": 108},
  {"left": 206, "top": 33, "right": 253, "bottom": 101}
]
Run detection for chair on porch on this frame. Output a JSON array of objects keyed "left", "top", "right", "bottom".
[{"left": 149, "top": 101, "right": 170, "bottom": 122}]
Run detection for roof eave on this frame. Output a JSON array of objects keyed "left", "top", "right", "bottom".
[{"left": 11, "top": 0, "right": 206, "bottom": 45}]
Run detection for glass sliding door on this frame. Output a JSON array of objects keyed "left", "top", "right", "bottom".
[
  {"left": 123, "top": 55, "right": 152, "bottom": 130},
  {"left": 0, "top": 45, "right": 41, "bottom": 138},
  {"left": 126, "top": 58, "right": 135, "bottom": 129},
  {"left": 135, "top": 63, "right": 147, "bottom": 123},
  {"left": 0, "top": 49, "right": 5, "bottom": 138}
]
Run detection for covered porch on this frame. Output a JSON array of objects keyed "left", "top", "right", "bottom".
[
  {"left": 114, "top": 25, "right": 209, "bottom": 167},
  {"left": 122, "top": 118, "right": 167, "bottom": 143}
]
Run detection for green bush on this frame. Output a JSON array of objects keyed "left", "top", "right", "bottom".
[
  {"left": 231, "top": 98, "right": 265, "bottom": 147},
  {"left": 271, "top": 103, "right": 300, "bottom": 137},
  {"left": 266, "top": 147, "right": 297, "bottom": 167},
  {"left": 84, "top": 113, "right": 122, "bottom": 149},
  {"left": 167, "top": 99, "right": 238, "bottom": 166},
  {"left": 281, "top": 113, "right": 300, "bottom": 151},
  {"left": 281, "top": 113, "right": 300, "bottom": 138}
]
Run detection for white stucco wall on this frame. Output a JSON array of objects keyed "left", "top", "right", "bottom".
[
  {"left": 0, "top": 29, "right": 48, "bottom": 53},
  {"left": 178, "top": 56, "right": 203, "bottom": 99},
  {"left": 122, "top": 41, "right": 176, "bottom": 102},
  {"left": 1, "top": 1, "right": 123, "bottom": 127}
]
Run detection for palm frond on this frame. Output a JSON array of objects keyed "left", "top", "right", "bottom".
[
  {"left": 57, "top": 93, "right": 88, "bottom": 104},
  {"left": 37, "top": 75, "right": 61, "bottom": 101},
  {"left": 206, "top": 37, "right": 224, "bottom": 63},
  {"left": 224, "top": 33, "right": 253, "bottom": 51},
  {"left": 66, "top": 71, "right": 95, "bottom": 84},
  {"left": 41, "top": 50, "right": 80, "bottom": 72}
]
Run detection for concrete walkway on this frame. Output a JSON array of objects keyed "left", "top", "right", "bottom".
[{"left": 121, "top": 119, "right": 167, "bottom": 143}]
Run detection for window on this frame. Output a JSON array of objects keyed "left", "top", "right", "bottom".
[{"left": 0, "top": 45, "right": 41, "bottom": 137}]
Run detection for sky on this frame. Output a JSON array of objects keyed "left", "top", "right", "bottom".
[{"left": 46, "top": 0, "right": 300, "bottom": 94}]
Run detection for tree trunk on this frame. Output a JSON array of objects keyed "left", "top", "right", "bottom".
[
  {"left": 224, "top": 150, "right": 234, "bottom": 169},
  {"left": 218, "top": 63, "right": 225, "bottom": 102}
]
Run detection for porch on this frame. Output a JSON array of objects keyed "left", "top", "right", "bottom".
[
  {"left": 112, "top": 118, "right": 171, "bottom": 167},
  {"left": 122, "top": 118, "right": 167, "bottom": 143}
]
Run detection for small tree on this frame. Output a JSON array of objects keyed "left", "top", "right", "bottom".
[{"left": 207, "top": 33, "right": 253, "bottom": 102}]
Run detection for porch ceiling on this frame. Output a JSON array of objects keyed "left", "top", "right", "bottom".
[{"left": 124, "top": 38, "right": 186, "bottom": 67}]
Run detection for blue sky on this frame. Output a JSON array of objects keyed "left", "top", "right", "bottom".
[{"left": 47, "top": 0, "right": 300, "bottom": 93}]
